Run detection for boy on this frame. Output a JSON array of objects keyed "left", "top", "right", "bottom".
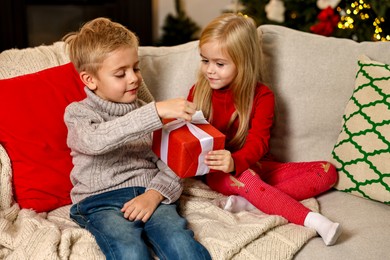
[{"left": 63, "top": 17, "right": 211, "bottom": 259}]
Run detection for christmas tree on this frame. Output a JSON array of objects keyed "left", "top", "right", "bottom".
[
  {"left": 157, "top": 0, "right": 200, "bottom": 46},
  {"left": 238, "top": 0, "right": 390, "bottom": 41}
]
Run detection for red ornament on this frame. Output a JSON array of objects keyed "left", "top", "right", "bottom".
[{"left": 310, "top": 7, "right": 340, "bottom": 36}]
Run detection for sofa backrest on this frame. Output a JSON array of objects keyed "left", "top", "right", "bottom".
[
  {"left": 1, "top": 25, "right": 389, "bottom": 163},
  {"left": 138, "top": 25, "right": 390, "bottom": 163},
  {"left": 139, "top": 41, "right": 200, "bottom": 101},
  {"left": 257, "top": 25, "right": 390, "bottom": 162}
]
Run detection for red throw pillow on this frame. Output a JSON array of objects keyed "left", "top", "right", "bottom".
[{"left": 0, "top": 63, "right": 86, "bottom": 212}]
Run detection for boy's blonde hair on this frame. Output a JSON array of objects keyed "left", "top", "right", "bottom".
[
  {"left": 192, "top": 13, "right": 261, "bottom": 150},
  {"left": 62, "top": 17, "right": 139, "bottom": 76}
]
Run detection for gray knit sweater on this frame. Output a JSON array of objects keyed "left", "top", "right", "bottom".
[{"left": 64, "top": 87, "right": 183, "bottom": 204}]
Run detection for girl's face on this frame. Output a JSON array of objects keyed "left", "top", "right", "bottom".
[
  {"left": 200, "top": 40, "right": 238, "bottom": 90},
  {"left": 84, "top": 46, "right": 142, "bottom": 103}
]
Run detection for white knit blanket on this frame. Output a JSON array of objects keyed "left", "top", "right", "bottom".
[
  {"left": 0, "top": 43, "right": 318, "bottom": 259},
  {"left": 0, "top": 142, "right": 317, "bottom": 259}
]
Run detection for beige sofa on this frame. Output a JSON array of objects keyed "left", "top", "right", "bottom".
[
  {"left": 0, "top": 25, "right": 389, "bottom": 259},
  {"left": 141, "top": 25, "right": 390, "bottom": 259}
]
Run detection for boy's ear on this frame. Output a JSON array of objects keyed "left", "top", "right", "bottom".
[{"left": 80, "top": 71, "right": 97, "bottom": 91}]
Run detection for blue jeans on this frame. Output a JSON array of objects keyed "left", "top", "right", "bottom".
[{"left": 70, "top": 187, "right": 211, "bottom": 260}]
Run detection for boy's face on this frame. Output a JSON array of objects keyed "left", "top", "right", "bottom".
[{"left": 83, "top": 46, "right": 142, "bottom": 103}]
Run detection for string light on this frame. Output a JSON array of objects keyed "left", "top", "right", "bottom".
[
  {"left": 337, "top": 0, "right": 389, "bottom": 41},
  {"left": 290, "top": 12, "right": 298, "bottom": 19}
]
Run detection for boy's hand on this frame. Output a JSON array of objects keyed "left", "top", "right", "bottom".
[
  {"left": 205, "top": 149, "right": 235, "bottom": 173},
  {"left": 121, "top": 190, "right": 164, "bottom": 222},
  {"left": 155, "top": 98, "right": 196, "bottom": 121}
]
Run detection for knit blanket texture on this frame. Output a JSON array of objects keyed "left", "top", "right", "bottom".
[{"left": 0, "top": 157, "right": 318, "bottom": 260}]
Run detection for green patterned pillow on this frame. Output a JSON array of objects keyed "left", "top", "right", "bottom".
[{"left": 331, "top": 55, "right": 390, "bottom": 204}]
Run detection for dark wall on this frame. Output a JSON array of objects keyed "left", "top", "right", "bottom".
[{"left": 0, "top": 0, "right": 153, "bottom": 52}]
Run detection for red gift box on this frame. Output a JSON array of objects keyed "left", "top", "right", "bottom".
[{"left": 152, "top": 117, "right": 225, "bottom": 178}]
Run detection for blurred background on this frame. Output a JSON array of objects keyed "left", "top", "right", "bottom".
[{"left": 1, "top": 0, "right": 389, "bottom": 52}]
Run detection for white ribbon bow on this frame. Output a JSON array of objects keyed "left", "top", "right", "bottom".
[{"left": 160, "top": 111, "right": 213, "bottom": 176}]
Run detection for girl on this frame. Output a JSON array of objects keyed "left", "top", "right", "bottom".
[{"left": 188, "top": 13, "right": 342, "bottom": 246}]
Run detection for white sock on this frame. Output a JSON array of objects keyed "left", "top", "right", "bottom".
[
  {"left": 304, "top": 212, "right": 342, "bottom": 246},
  {"left": 223, "top": 195, "right": 256, "bottom": 213}
]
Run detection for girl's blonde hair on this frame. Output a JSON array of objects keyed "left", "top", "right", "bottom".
[
  {"left": 62, "top": 17, "right": 139, "bottom": 77},
  {"left": 192, "top": 13, "right": 261, "bottom": 150}
]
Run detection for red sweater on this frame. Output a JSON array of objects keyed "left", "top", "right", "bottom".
[{"left": 188, "top": 83, "right": 275, "bottom": 175}]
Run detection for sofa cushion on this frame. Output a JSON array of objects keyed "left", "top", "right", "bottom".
[
  {"left": 295, "top": 190, "right": 390, "bottom": 259},
  {"left": 0, "top": 63, "right": 85, "bottom": 212},
  {"left": 257, "top": 25, "right": 390, "bottom": 162},
  {"left": 139, "top": 41, "right": 200, "bottom": 101},
  {"left": 330, "top": 55, "right": 390, "bottom": 203}
]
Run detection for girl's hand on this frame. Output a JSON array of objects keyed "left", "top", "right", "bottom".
[
  {"left": 121, "top": 190, "right": 164, "bottom": 222},
  {"left": 205, "top": 149, "right": 235, "bottom": 173},
  {"left": 155, "top": 98, "right": 196, "bottom": 121}
]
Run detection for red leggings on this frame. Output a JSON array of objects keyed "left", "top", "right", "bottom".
[{"left": 206, "top": 161, "right": 337, "bottom": 225}]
